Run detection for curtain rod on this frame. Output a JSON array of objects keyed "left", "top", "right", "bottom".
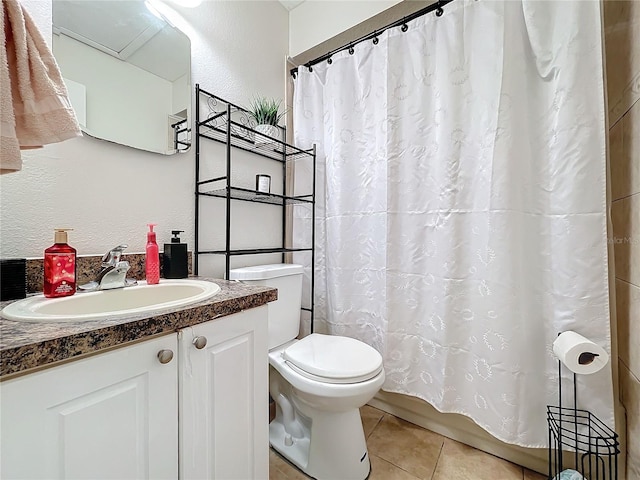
[{"left": 290, "top": 0, "right": 455, "bottom": 77}]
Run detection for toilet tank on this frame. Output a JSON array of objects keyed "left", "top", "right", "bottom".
[{"left": 229, "top": 264, "right": 303, "bottom": 349}]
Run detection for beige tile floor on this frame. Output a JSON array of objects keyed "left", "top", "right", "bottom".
[{"left": 269, "top": 405, "right": 548, "bottom": 480}]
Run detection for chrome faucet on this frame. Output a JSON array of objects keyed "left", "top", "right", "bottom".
[
  {"left": 78, "top": 244, "right": 137, "bottom": 292},
  {"left": 101, "top": 244, "right": 127, "bottom": 269}
]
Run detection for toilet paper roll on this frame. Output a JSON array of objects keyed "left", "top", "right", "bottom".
[{"left": 552, "top": 331, "right": 609, "bottom": 375}]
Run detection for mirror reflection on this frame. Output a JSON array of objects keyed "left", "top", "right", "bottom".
[{"left": 52, "top": 0, "right": 191, "bottom": 155}]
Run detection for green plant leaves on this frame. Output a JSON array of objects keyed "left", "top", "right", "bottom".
[{"left": 248, "top": 96, "right": 286, "bottom": 126}]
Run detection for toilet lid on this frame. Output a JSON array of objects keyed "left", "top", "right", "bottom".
[{"left": 283, "top": 334, "right": 383, "bottom": 383}]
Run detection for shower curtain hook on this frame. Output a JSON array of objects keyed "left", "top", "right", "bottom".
[
  {"left": 436, "top": 1, "right": 444, "bottom": 17},
  {"left": 327, "top": 56, "right": 333, "bottom": 65},
  {"left": 307, "top": 63, "right": 313, "bottom": 72},
  {"left": 372, "top": 31, "right": 379, "bottom": 45},
  {"left": 401, "top": 18, "right": 408, "bottom": 32},
  {"left": 348, "top": 44, "right": 355, "bottom": 55}
]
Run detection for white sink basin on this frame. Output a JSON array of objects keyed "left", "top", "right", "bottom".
[{"left": 1, "top": 279, "right": 221, "bottom": 323}]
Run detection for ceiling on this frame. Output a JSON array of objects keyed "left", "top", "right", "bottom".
[
  {"left": 52, "top": 0, "right": 190, "bottom": 82},
  {"left": 52, "top": 0, "right": 305, "bottom": 80},
  {"left": 279, "top": 0, "right": 306, "bottom": 11}
]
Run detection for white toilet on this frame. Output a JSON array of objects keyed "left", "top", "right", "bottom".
[{"left": 229, "top": 263, "right": 385, "bottom": 480}]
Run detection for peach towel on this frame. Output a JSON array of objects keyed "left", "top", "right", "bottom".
[{"left": 1, "top": 0, "right": 81, "bottom": 174}]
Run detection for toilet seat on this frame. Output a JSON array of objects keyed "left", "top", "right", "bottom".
[{"left": 282, "top": 334, "right": 383, "bottom": 384}]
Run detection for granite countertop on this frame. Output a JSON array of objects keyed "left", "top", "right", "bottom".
[{"left": 0, "top": 278, "right": 277, "bottom": 380}]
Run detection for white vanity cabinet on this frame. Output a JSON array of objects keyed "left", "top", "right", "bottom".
[
  {"left": 179, "top": 305, "right": 269, "bottom": 480},
  {"left": 0, "top": 306, "right": 269, "bottom": 480},
  {"left": 0, "top": 334, "right": 179, "bottom": 480}
]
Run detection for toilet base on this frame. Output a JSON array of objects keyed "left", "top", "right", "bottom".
[{"left": 269, "top": 407, "right": 371, "bottom": 480}]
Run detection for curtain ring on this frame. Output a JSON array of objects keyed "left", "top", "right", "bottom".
[
  {"left": 327, "top": 57, "right": 332, "bottom": 65},
  {"left": 400, "top": 16, "right": 408, "bottom": 32},
  {"left": 373, "top": 36, "right": 379, "bottom": 45},
  {"left": 348, "top": 45, "right": 354, "bottom": 55},
  {"left": 292, "top": 71, "right": 297, "bottom": 79},
  {"left": 436, "top": 6, "right": 444, "bottom": 16},
  {"left": 307, "top": 64, "right": 313, "bottom": 72}
]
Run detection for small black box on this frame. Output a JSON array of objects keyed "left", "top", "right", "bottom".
[{"left": 1, "top": 258, "right": 27, "bottom": 301}]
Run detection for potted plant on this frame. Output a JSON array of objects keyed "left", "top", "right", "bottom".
[{"left": 248, "top": 96, "right": 286, "bottom": 145}]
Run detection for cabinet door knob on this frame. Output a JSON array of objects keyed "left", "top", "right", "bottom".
[
  {"left": 193, "top": 336, "right": 208, "bottom": 350},
  {"left": 157, "top": 349, "right": 174, "bottom": 364}
]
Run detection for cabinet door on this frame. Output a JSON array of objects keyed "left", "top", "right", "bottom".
[
  {"left": 179, "top": 306, "right": 269, "bottom": 480},
  {"left": 1, "top": 335, "right": 179, "bottom": 480}
]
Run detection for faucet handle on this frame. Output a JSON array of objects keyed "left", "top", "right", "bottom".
[{"left": 101, "top": 244, "right": 129, "bottom": 267}]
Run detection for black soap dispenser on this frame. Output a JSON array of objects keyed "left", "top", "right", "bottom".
[{"left": 163, "top": 230, "right": 188, "bottom": 279}]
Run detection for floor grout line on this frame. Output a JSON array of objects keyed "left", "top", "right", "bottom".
[
  {"left": 365, "top": 410, "right": 386, "bottom": 439},
  {"left": 369, "top": 452, "right": 422, "bottom": 480},
  {"left": 429, "top": 437, "right": 446, "bottom": 480}
]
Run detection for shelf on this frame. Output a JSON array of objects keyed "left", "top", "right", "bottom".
[
  {"left": 196, "top": 87, "right": 313, "bottom": 163},
  {"left": 198, "top": 247, "right": 313, "bottom": 256},
  {"left": 199, "top": 186, "right": 313, "bottom": 206},
  {"left": 198, "top": 121, "right": 313, "bottom": 162}
]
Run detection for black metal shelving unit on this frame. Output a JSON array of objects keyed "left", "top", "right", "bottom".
[
  {"left": 194, "top": 84, "right": 316, "bottom": 330},
  {"left": 547, "top": 359, "right": 620, "bottom": 480}
]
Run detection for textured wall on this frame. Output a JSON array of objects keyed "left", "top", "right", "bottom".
[
  {"left": 288, "top": 0, "right": 401, "bottom": 56},
  {"left": 0, "top": 1, "right": 289, "bottom": 275},
  {"left": 605, "top": 1, "right": 640, "bottom": 478}
]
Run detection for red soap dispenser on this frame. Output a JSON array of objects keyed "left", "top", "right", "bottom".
[
  {"left": 44, "top": 228, "right": 77, "bottom": 298},
  {"left": 146, "top": 223, "right": 160, "bottom": 285}
]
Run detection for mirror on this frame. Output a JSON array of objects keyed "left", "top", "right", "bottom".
[{"left": 52, "top": 0, "right": 191, "bottom": 155}]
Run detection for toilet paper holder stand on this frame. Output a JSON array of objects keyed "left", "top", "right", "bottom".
[{"left": 547, "top": 359, "right": 620, "bottom": 480}]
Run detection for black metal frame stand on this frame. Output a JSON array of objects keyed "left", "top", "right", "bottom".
[
  {"left": 547, "top": 360, "right": 619, "bottom": 480},
  {"left": 194, "top": 84, "right": 316, "bottom": 331}
]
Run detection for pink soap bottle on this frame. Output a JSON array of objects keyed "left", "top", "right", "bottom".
[{"left": 146, "top": 223, "right": 160, "bottom": 285}]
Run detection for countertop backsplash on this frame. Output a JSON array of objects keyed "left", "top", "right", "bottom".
[{"left": 25, "top": 252, "right": 193, "bottom": 294}]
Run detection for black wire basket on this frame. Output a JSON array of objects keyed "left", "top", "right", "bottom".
[{"left": 547, "top": 361, "right": 620, "bottom": 480}]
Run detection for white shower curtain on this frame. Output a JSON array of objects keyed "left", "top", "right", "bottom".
[{"left": 292, "top": 0, "right": 613, "bottom": 447}]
